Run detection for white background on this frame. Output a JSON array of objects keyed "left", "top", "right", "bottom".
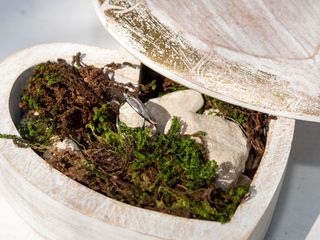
[{"left": 0, "top": 0, "right": 319, "bottom": 239}]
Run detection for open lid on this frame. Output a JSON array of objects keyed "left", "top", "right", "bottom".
[{"left": 93, "top": 0, "right": 320, "bottom": 122}]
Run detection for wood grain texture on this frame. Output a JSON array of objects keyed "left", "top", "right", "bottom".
[
  {"left": 93, "top": 0, "right": 320, "bottom": 122},
  {"left": 0, "top": 43, "right": 295, "bottom": 240}
]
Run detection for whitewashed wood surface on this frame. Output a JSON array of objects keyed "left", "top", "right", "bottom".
[
  {"left": 94, "top": 0, "right": 320, "bottom": 122},
  {"left": 0, "top": 1, "right": 319, "bottom": 240},
  {"left": 0, "top": 189, "right": 44, "bottom": 240},
  {"left": 0, "top": 1, "right": 118, "bottom": 240},
  {"left": 0, "top": 41, "right": 294, "bottom": 240}
]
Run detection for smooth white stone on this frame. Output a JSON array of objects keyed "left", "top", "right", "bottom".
[
  {"left": 119, "top": 102, "right": 145, "bottom": 128},
  {"left": 53, "top": 138, "right": 79, "bottom": 152},
  {"left": 146, "top": 89, "right": 204, "bottom": 133},
  {"left": 42, "top": 137, "right": 80, "bottom": 160},
  {"left": 165, "top": 112, "right": 251, "bottom": 189},
  {"left": 119, "top": 89, "right": 204, "bottom": 132}
]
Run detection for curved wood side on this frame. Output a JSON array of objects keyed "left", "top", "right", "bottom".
[{"left": 0, "top": 43, "right": 295, "bottom": 240}]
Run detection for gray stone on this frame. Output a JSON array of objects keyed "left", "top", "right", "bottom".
[{"left": 165, "top": 112, "right": 250, "bottom": 189}]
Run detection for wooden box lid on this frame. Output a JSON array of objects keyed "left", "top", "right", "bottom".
[{"left": 93, "top": 0, "right": 320, "bottom": 122}]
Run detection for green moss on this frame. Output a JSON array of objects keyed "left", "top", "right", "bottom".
[
  {"left": 0, "top": 133, "right": 29, "bottom": 148},
  {"left": 162, "top": 84, "right": 187, "bottom": 94},
  {"left": 3, "top": 60, "right": 253, "bottom": 223},
  {"left": 85, "top": 114, "right": 246, "bottom": 222},
  {"left": 138, "top": 80, "right": 157, "bottom": 95},
  {"left": 230, "top": 111, "right": 245, "bottom": 124},
  {"left": 19, "top": 62, "right": 58, "bottom": 110},
  {"left": 87, "top": 104, "right": 112, "bottom": 135},
  {"left": 205, "top": 96, "right": 247, "bottom": 124},
  {"left": 19, "top": 118, "right": 53, "bottom": 145},
  {"left": 78, "top": 158, "right": 111, "bottom": 180},
  {"left": 21, "top": 94, "right": 39, "bottom": 109},
  {"left": 35, "top": 63, "right": 47, "bottom": 72},
  {"left": 44, "top": 72, "right": 60, "bottom": 87}
]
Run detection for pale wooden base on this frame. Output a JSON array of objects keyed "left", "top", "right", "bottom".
[{"left": 0, "top": 43, "right": 295, "bottom": 240}]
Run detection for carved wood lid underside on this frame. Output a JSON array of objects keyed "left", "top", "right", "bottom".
[{"left": 94, "top": 0, "right": 320, "bottom": 122}]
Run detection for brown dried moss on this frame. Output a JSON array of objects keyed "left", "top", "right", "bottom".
[{"left": 7, "top": 56, "right": 272, "bottom": 223}]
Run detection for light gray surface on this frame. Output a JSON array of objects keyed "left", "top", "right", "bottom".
[
  {"left": 0, "top": 1, "right": 319, "bottom": 239},
  {"left": 307, "top": 215, "right": 320, "bottom": 239},
  {"left": 266, "top": 121, "right": 320, "bottom": 240}
]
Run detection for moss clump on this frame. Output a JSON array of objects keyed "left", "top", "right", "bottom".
[
  {"left": 204, "top": 96, "right": 249, "bottom": 124},
  {"left": 86, "top": 111, "right": 248, "bottom": 222},
  {"left": 19, "top": 118, "right": 53, "bottom": 145},
  {"left": 1, "top": 56, "right": 257, "bottom": 223}
]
